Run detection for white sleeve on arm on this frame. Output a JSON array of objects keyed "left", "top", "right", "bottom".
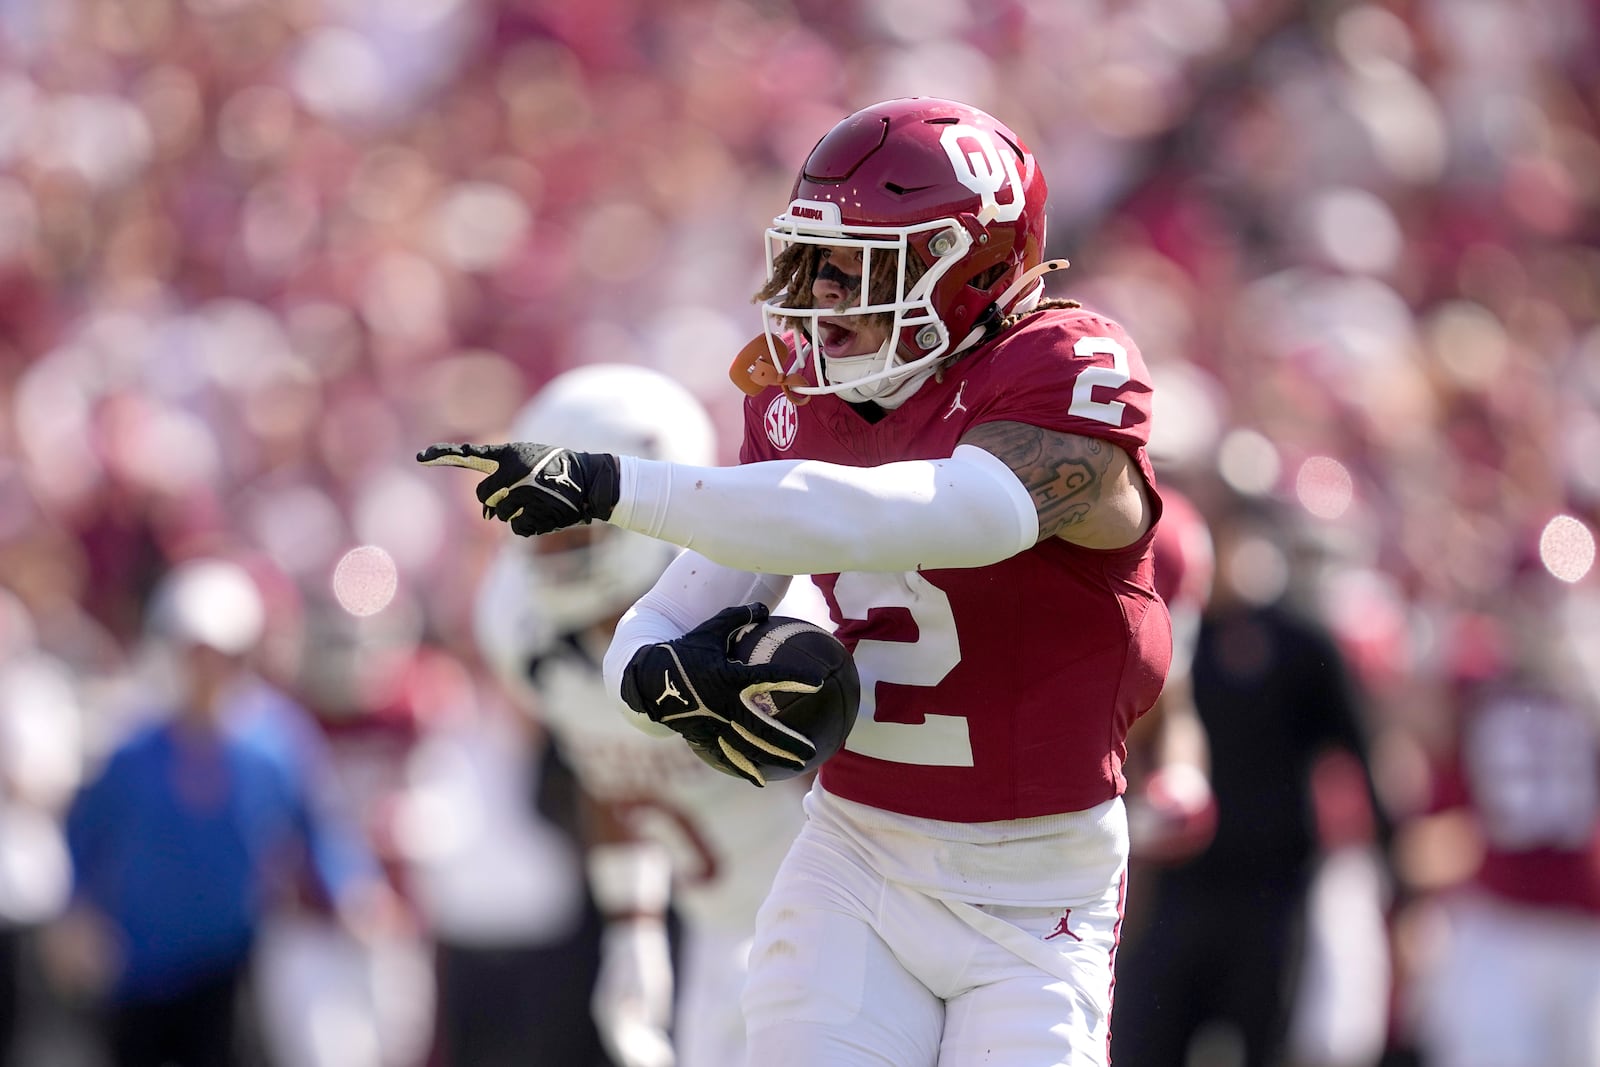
[
  {"left": 602, "top": 550, "right": 792, "bottom": 737},
  {"left": 607, "top": 443, "right": 1039, "bottom": 574}
]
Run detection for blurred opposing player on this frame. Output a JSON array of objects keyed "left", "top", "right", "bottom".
[
  {"left": 422, "top": 97, "right": 1172, "bottom": 1065},
  {"left": 472, "top": 365, "right": 811, "bottom": 1067}
]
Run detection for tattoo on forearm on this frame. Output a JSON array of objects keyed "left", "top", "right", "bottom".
[{"left": 961, "top": 421, "right": 1112, "bottom": 538}]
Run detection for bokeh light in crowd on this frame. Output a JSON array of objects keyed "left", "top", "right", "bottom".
[
  {"left": 1227, "top": 535, "right": 1290, "bottom": 607},
  {"left": 649, "top": 306, "right": 750, "bottom": 407},
  {"left": 193, "top": 301, "right": 302, "bottom": 392},
  {"left": 217, "top": 85, "right": 298, "bottom": 164},
  {"left": 1539, "top": 515, "right": 1596, "bottom": 584},
  {"left": 1426, "top": 301, "right": 1511, "bottom": 390},
  {"left": 416, "top": 352, "right": 528, "bottom": 438},
  {"left": 332, "top": 545, "right": 399, "bottom": 617},
  {"left": 1147, "top": 362, "right": 1224, "bottom": 470},
  {"left": 35, "top": 93, "right": 153, "bottom": 190},
  {"left": 1296, "top": 456, "right": 1355, "bottom": 521},
  {"left": 106, "top": 401, "right": 221, "bottom": 498},
  {"left": 1217, "top": 429, "right": 1281, "bottom": 497},
  {"left": 351, "top": 469, "right": 448, "bottom": 572},
  {"left": 578, "top": 202, "right": 665, "bottom": 284},
  {"left": 433, "top": 182, "right": 531, "bottom": 273},
  {"left": 248, "top": 486, "right": 346, "bottom": 579},
  {"left": 291, "top": 28, "right": 388, "bottom": 123},
  {"left": 1303, "top": 187, "right": 1404, "bottom": 277},
  {"left": 242, "top": 180, "right": 322, "bottom": 274},
  {"left": 362, "top": 252, "right": 450, "bottom": 347},
  {"left": 13, "top": 358, "right": 99, "bottom": 507}
]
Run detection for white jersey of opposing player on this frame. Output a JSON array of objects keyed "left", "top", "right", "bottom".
[{"left": 475, "top": 546, "right": 813, "bottom": 931}]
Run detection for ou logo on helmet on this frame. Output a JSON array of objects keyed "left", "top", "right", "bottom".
[{"left": 940, "top": 124, "right": 1025, "bottom": 223}]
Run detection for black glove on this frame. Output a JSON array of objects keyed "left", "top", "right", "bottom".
[
  {"left": 417, "top": 442, "right": 621, "bottom": 537},
  {"left": 620, "top": 604, "right": 820, "bottom": 787}
]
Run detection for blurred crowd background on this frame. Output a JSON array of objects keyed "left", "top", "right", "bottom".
[{"left": 0, "top": 0, "right": 1597, "bottom": 1065}]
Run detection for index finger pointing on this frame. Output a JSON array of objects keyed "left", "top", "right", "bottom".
[{"left": 416, "top": 443, "right": 499, "bottom": 475}]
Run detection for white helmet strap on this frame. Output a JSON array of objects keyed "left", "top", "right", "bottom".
[{"left": 993, "top": 258, "right": 1070, "bottom": 317}]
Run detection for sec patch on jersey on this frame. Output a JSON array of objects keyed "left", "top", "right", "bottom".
[{"left": 695, "top": 616, "right": 860, "bottom": 782}]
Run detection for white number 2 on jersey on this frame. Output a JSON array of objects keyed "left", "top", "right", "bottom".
[
  {"left": 826, "top": 337, "right": 1133, "bottom": 768},
  {"left": 1069, "top": 335, "right": 1130, "bottom": 427},
  {"left": 833, "top": 571, "right": 973, "bottom": 767}
]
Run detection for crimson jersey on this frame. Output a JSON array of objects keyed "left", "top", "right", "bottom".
[
  {"left": 740, "top": 307, "right": 1172, "bottom": 821},
  {"left": 1434, "top": 682, "right": 1600, "bottom": 915}
]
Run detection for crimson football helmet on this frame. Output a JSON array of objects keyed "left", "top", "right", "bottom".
[{"left": 760, "top": 97, "right": 1064, "bottom": 406}]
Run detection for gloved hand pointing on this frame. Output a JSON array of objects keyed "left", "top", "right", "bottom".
[{"left": 417, "top": 441, "right": 621, "bottom": 537}]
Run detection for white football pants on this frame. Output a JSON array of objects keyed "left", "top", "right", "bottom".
[
  {"left": 676, "top": 922, "right": 757, "bottom": 1067},
  {"left": 741, "top": 824, "right": 1123, "bottom": 1066},
  {"left": 1413, "top": 891, "right": 1600, "bottom": 1067}
]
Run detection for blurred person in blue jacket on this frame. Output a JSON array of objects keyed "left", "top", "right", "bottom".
[{"left": 46, "top": 557, "right": 397, "bottom": 1067}]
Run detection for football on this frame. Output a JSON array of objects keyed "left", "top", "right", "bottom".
[{"left": 693, "top": 615, "right": 861, "bottom": 782}]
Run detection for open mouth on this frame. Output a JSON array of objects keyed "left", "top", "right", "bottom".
[{"left": 816, "top": 318, "right": 858, "bottom": 357}]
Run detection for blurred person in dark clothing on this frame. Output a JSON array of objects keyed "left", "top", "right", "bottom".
[
  {"left": 45, "top": 558, "right": 397, "bottom": 1067},
  {"left": 1112, "top": 491, "right": 1387, "bottom": 1067}
]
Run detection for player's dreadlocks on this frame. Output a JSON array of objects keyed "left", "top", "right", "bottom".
[
  {"left": 754, "top": 243, "right": 921, "bottom": 334},
  {"left": 999, "top": 297, "right": 1080, "bottom": 332}
]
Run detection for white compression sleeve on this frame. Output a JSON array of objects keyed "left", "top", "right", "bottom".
[
  {"left": 608, "top": 444, "right": 1039, "bottom": 575},
  {"left": 603, "top": 550, "right": 792, "bottom": 737}
]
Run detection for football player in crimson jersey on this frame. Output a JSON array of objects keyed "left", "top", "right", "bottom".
[
  {"left": 421, "top": 97, "right": 1172, "bottom": 1066},
  {"left": 1398, "top": 602, "right": 1600, "bottom": 1067}
]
